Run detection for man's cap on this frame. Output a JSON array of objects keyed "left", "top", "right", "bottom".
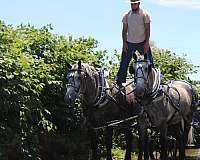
[{"left": 125, "top": 0, "right": 141, "bottom": 4}]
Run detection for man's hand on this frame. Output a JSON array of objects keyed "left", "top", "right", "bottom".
[
  {"left": 144, "top": 41, "right": 150, "bottom": 54},
  {"left": 122, "top": 42, "right": 128, "bottom": 52}
]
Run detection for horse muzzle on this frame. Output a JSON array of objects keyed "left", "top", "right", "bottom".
[
  {"left": 64, "top": 91, "right": 77, "bottom": 105},
  {"left": 135, "top": 86, "right": 145, "bottom": 98}
]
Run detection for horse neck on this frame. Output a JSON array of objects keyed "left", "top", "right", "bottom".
[{"left": 81, "top": 71, "right": 99, "bottom": 104}]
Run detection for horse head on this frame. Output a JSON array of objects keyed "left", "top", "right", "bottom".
[
  {"left": 64, "top": 61, "right": 99, "bottom": 105},
  {"left": 64, "top": 61, "right": 85, "bottom": 105},
  {"left": 132, "top": 60, "right": 153, "bottom": 98}
]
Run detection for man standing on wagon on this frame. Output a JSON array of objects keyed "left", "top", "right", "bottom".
[{"left": 116, "top": 0, "right": 154, "bottom": 87}]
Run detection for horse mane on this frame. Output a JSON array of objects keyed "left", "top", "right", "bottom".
[
  {"left": 150, "top": 68, "right": 161, "bottom": 94},
  {"left": 71, "top": 63, "right": 99, "bottom": 78},
  {"left": 83, "top": 63, "right": 99, "bottom": 77}
]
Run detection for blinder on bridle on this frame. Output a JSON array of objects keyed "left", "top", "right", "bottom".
[
  {"left": 133, "top": 60, "right": 153, "bottom": 87},
  {"left": 66, "top": 61, "right": 86, "bottom": 93},
  {"left": 131, "top": 60, "right": 153, "bottom": 98},
  {"left": 130, "top": 60, "right": 152, "bottom": 78}
]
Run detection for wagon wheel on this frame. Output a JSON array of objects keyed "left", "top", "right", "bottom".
[
  {"left": 166, "top": 136, "right": 177, "bottom": 160},
  {"left": 192, "top": 110, "right": 200, "bottom": 146},
  {"left": 149, "top": 134, "right": 177, "bottom": 160},
  {"left": 149, "top": 131, "right": 161, "bottom": 160},
  {"left": 192, "top": 122, "right": 200, "bottom": 146}
]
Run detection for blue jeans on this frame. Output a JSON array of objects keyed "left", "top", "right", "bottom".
[{"left": 116, "top": 41, "right": 154, "bottom": 83}]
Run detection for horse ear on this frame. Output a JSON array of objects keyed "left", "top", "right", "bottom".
[
  {"left": 78, "top": 60, "right": 81, "bottom": 69},
  {"left": 148, "top": 62, "right": 153, "bottom": 72},
  {"left": 66, "top": 63, "right": 72, "bottom": 79},
  {"left": 78, "top": 60, "right": 81, "bottom": 74},
  {"left": 66, "top": 62, "right": 72, "bottom": 70}
]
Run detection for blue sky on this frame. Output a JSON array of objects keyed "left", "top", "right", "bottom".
[{"left": 0, "top": 0, "right": 199, "bottom": 80}]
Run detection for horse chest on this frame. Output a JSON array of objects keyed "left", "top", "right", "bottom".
[{"left": 144, "top": 101, "right": 168, "bottom": 127}]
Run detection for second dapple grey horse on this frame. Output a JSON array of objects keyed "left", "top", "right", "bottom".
[{"left": 132, "top": 60, "right": 197, "bottom": 160}]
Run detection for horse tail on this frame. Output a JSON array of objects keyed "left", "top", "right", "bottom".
[
  {"left": 187, "top": 125, "right": 195, "bottom": 145},
  {"left": 191, "top": 86, "right": 199, "bottom": 111}
]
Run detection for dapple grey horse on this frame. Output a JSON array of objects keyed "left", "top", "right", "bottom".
[
  {"left": 64, "top": 61, "right": 139, "bottom": 160},
  {"left": 132, "top": 60, "right": 197, "bottom": 160}
]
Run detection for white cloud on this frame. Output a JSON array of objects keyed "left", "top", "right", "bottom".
[{"left": 150, "top": 0, "right": 200, "bottom": 9}]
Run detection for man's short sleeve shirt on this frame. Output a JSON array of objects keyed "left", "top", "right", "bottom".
[{"left": 122, "top": 9, "right": 151, "bottom": 43}]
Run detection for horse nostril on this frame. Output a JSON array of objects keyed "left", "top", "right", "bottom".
[
  {"left": 138, "top": 92, "right": 144, "bottom": 97},
  {"left": 135, "top": 86, "right": 145, "bottom": 97},
  {"left": 68, "top": 98, "right": 72, "bottom": 104}
]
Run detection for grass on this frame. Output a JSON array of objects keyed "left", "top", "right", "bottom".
[{"left": 111, "top": 148, "right": 137, "bottom": 160}]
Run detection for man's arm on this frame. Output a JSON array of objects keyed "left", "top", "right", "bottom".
[
  {"left": 144, "top": 22, "right": 150, "bottom": 53},
  {"left": 122, "top": 23, "right": 128, "bottom": 52}
]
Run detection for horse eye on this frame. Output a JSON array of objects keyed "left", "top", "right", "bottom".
[{"left": 77, "top": 76, "right": 81, "bottom": 80}]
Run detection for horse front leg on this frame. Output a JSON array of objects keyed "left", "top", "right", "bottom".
[
  {"left": 137, "top": 114, "right": 149, "bottom": 160},
  {"left": 160, "top": 125, "right": 168, "bottom": 160},
  {"left": 124, "top": 128, "right": 133, "bottom": 160},
  {"left": 138, "top": 126, "right": 149, "bottom": 160},
  {"left": 89, "top": 129, "right": 99, "bottom": 160},
  {"left": 105, "top": 127, "right": 113, "bottom": 160}
]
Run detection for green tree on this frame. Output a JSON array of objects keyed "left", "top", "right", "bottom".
[{"left": 0, "top": 20, "right": 106, "bottom": 159}]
